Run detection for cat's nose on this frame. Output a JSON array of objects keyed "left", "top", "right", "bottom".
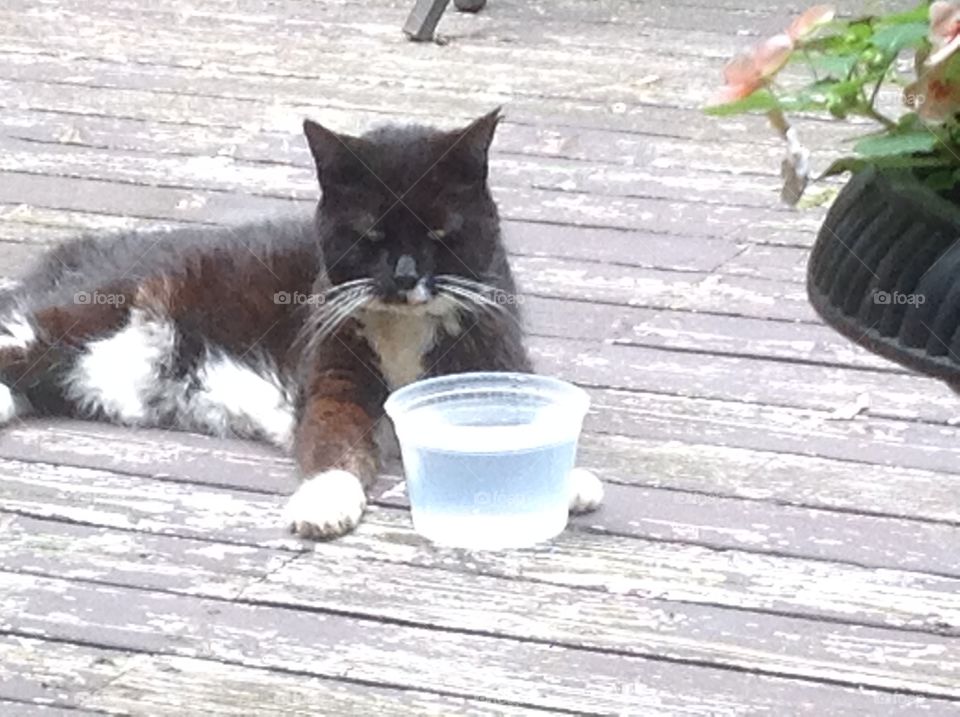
[{"left": 393, "top": 255, "right": 419, "bottom": 291}]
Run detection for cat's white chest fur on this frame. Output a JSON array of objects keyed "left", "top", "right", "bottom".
[{"left": 357, "top": 309, "right": 439, "bottom": 390}]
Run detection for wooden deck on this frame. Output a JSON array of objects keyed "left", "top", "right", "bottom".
[{"left": 2, "top": 0, "right": 960, "bottom": 714}]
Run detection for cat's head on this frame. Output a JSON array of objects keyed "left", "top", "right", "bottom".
[{"left": 303, "top": 110, "right": 505, "bottom": 308}]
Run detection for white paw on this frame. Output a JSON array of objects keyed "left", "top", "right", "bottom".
[
  {"left": 0, "top": 383, "right": 16, "bottom": 426},
  {"left": 569, "top": 468, "right": 604, "bottom": 514},
  {"left": 283, "top": 469, "right": 367, "bottom": 540}
]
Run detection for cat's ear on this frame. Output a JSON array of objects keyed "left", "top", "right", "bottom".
[
  {"left": 303, "top": 119, "right": 365, "bottom": 187},
  {"left": 457, "top": 107, "right": 501, "bottom": 157},
  {"left": 440, "top": 108, "right": 501, "bottom": 184}
]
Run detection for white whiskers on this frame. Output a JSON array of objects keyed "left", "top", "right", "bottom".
[
  {"left": 434, "top": 274, "right": 522, "bottom": 327},
  {"left": 296, "top": 279, "right": 375, "bottom": 355}
]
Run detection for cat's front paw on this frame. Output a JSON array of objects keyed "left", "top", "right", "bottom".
[
  {"left": 283, "top": 469, "right": 367, "bottom": 540},
  {"left": 0, "top": 383, "right": 17, "bottom": 426},
  {"left": 569, "top": 468, "right": 604, "bottom": 514}
]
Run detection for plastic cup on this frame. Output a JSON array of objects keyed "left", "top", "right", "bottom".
[{"left": 384, "top": 371, "right": 590, "bottom": 549}]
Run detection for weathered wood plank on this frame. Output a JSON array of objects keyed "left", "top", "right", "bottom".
[
  {"left": 4, "top": 418, "right": 960, "bottom": 576},
  {"left": 719, "top": 243, "right": 810, "bottom": 283},
  {"left": 375, "top": 479, "right": 960, "bottom": 578},
  {"left": 0, "top": 3, "right": 886, "bottom": 113},
  {"left": 513, "top": 257, "right": 817, "bottom": 322},
  {"left": 0, "top": 171, "right": 292, "bottom": 225},
  {"left": 0, "top": 230, "right": 906, "bottom": 378},
  {"left": 0, "top": 196, "right": 745, "bottom": 274},
  {"left": 529, "top": 336, "right": 960, "bottom": 426},
  {"left": 4, "top": 417, "right": 959, "bottom": 528},
  {"left": 3, "top": 461, "right": 960, "bottom": 632},
  {"left": 0, "top": 634, "right": 121, "bottom": 711},
  {"left": 0, "top": 635, "right": 540, "bottom": 716},
  {"left": 0, "top": 202, "right": 818, "bottom": 323},
  {"left": 0, "top": 16, "right": 751, "bottom": 109},
  {"left": 578, "top": 433, "right": 960, "bottom": 524},
  {"left": 13, "top": 572, "right": 944, "bottom": 716},
  {"left": 0, "top": 166, "right": 817, "bottom": 250},
  {"left": 86, "top": 652, "right": 553, "bottom": 716},
  {"left": 609, "top": 306, "right": 898, "bottom": 372},
  {"left": 0, "top": 90, "right": 839, "bottom": 192},
  {"left": 6, "top": 0, "right": 952, "bottom": 713},
  {"left": 0, "top": 0, "right": 793, "bottom": 42},
  {"left": 0, "top": 101, "right": 803, "bottom": 204},
  {"left": 0, "top": 17, "right": 869, "bottom": 173},
  {"left": 0, "top": 701, "right": 102, "bottom": 716},
  {"left": 585, "top": 387, "right": 960, "bottom": 476},
  {"left": 2, "top": 514, "right": 960, "bottom": 701},
  {"left": 0, "top": 514, "right": 291, "bottom": 598}
]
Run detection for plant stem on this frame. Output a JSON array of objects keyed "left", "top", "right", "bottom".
[
  {"left": 861, "top": 103, "right": 898, "bottom": 130},
  {"left": 766, "top": 108, "right": 810, "bottom": 205},
  {"left": 863, "top": 56, "right": 898, "bottom": 130}
]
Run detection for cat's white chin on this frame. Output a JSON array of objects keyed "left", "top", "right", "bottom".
[
  {"left": 0, "top": 383, "right": 16, "bottom": 426},
  {"left": 569, "top": 468, "right": 604, "bottom": 514},
  {"left": 283, "top": 469, "right": 367, "bottom": 540}
]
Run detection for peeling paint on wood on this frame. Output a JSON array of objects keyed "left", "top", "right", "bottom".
[{"left": 2, "top": 0, "right": 959, "bottom": 712}]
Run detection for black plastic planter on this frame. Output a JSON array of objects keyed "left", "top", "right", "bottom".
[{"left": 808, "top": 167, "right": 960, "bottom": 387}]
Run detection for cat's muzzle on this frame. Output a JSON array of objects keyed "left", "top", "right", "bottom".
[{"left": 405, "top": 278, "right": 433, "bottom": 305}]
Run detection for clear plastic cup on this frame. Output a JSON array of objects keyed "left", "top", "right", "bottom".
[{"left": 384, "top": 371, "right": 590, "bottom": 549}]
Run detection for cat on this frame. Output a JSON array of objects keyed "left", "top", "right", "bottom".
[{"left": 0, "top": 109, "right": 603, "bottom": 539}]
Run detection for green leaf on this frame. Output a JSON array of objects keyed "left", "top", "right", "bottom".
[
  {"left": 802, "top": 34, "right": 863, "bottom": 55},
  {"left": 877, "top": 3, "right": 933, "bottom": 26},
  {"left": 819, "top": 157, "right": 867, "bottom": 178},
  {"left": 703, "top": 89, "right": 780, "bottom": 116},
  {"left": 870, "top": 22, "right": 928, "bottom": 53},
  {"left": 845, "top": 20, "right": 876, "bottom": 45},
  {"left": 778, "top": 93, "right": 830, "bottom": 113},
  {"left": 806, "top": 53, "right": 859, "bottom": 77},
  {"left": 853, "top": 131, "right": 938, "bottom": 157},
  {"left": 923, "top": 169, "right": 960, "bottom": 191},
  {"left": 817, "top": 153, "right": 953, "bottom": 181},
  {"left": 826, "top": 78, "right": 869, "bottom": 100}
]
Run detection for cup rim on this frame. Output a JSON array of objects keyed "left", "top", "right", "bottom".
[{"left": 384, "top": 371, "right": 590, "bottom": 421}]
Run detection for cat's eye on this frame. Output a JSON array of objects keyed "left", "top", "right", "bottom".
[{"left": 429, "top": 229, "right": 447, "bottom": 241}]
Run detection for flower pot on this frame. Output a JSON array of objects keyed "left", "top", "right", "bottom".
[{"left": 807, "top": 167, "right": 960, "bottom": 387}]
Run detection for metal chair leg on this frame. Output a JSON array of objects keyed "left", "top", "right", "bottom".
[{"left": 403, "top": 0, "right": 452, "bottom": 41}]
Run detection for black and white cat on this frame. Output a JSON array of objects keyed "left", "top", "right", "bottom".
[{"left": 0, "top": 109, "right": 603, "bottom": 539}]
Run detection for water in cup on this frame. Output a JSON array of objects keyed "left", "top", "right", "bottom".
[{"left": 402, "top": 421, "right": 576, "bottom": 549}]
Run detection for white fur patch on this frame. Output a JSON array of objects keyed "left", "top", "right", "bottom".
[
  {"left": 283, "top": 469, "right": 367, "bottom": 539},
  {"left": 189, "top": 353, "right": 295, "bottom": 448},
  {"left": 569, "top": 468, "right": 604, "bottom": 514},
  {"left": 0, "top": 311, "right": 36, "bottom": 351},
  {"left": 65, "top": 309, "right": 176, "bottom": 424},
  {"left": 406, "top": 278, "right": 432, "bottom": 305},
  {"left": 65, "top": 310, "right": 295, "bottom": 445},
  {"left": 358, "top": 296, "right": 459, "bottom": 390},
  {"left": 0, "top": 383, "right": 16, "bottom": 425}
]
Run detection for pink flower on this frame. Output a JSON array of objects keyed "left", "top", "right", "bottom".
[
  {"left": 708, "top": 5, "right": 834, "bottom": 106},
  {"left": 928, "top": 1, "right": 960, "bottom": 66},
  {"left": 906, "top": 62, "right": 960, "bottom": 121},
  {"left": 709, "top": 34, "right": 794, "bottom": 104},
  {"left": 788, "top": 5, "right": 836, "bottom": 41},
  {"left": 908, "top": 2, "right": 960, "bottom": 120}
]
